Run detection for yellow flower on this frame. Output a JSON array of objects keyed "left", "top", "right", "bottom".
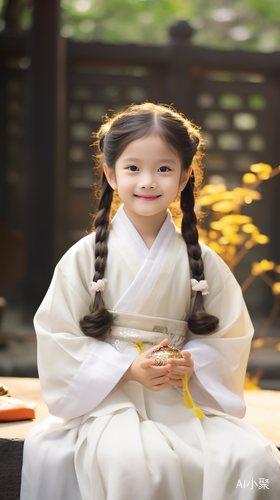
[
  {"left": 218, "top": 236, "right": 229, "bottom": 245},
  {"left": 227, "top": 233, "right": 244, "bottom": 245},
  {"left": 212, "top": 200, "right": 237, "bottom": 212},
  {"left": 260, "top": 260, "right": 275, "bottom": 271},
  {"left": 201, "top": 184, "right": 227, "bottom": 194},
  {"left": 209, "top": 230, "right": 219, "bottom": 239},
  {"left": 233, "top": 187, "right": 262, "bottom": 200},
  {"left": 250, "top": 163, "right": 272, "bottom": 173},
  {"left": 198, "top": 190, "right": 237, "bottom": 206},
  {"left": 252, "top": 234, "right": 270, "bottom": 244},
  {"left": 272, "top": 283, "right": 280, "bottom": 295},
  {"left": 210, "top": 221, "right": 223, "bottom": 230},
  {"left": 222, "top": 224, "right": 239, "bottom": 235},
  {"left": 197, "top": 194, "right": 217, "bottom": 206},
  {"left": 220, "top": 215, "right": 252, "bottom": 225},
  {"left": 210, "top": 215, "right": 252, "bottom": 230},
  {"left": 251, "top": 262, "right": 263, "bottom": 275},
  {"left": 250, "top": 164, "right": 272, "bottom": 180},
  {"left": 243, "top": 173, "right": 257, "bottom": 184},
  {"left": 242, "top": 224, "right": 259, "bottom": 234}
]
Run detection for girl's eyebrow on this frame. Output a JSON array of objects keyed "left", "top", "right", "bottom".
[
  {"left": 122, "top": 157, "right": 176, "bottom": 163},
  {"left": 157, "top": 158, "right": 176, "bottom": 164}
]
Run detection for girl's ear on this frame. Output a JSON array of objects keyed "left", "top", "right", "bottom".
[
  {"left": 103, "top": 164, "right": 117, "bottom": 190},
  {"left": 179, "top": 168, "right": 192, "bottom": 192}
]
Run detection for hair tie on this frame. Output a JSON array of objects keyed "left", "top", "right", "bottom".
[
  {"left": 89, "top": 279, "right": 108, "bottom": 302},
  {"left": 191, "top": 279, "right": 209, "bottom": 295}
]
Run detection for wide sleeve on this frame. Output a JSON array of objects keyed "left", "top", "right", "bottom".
[
  {"left": 183, "top": 243, "right": 254, "bottom": 418},
  {"left": 34, "top": 234, "right": 135, "bottom": 420}
]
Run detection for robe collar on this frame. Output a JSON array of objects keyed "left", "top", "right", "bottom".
[
  {"left": 111, "top": 205, "right": 176, "bottom": 266},
  {"left": 111, "top": 205, "right": 176, "bottom": 313}
]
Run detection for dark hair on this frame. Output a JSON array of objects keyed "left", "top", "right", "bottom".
[{"left": 80, "top": 103, "right": 219, "bottom": 338}]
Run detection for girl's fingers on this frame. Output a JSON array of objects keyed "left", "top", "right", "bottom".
[
  {"left": 167, "top": 365, "right": 193, "bottom": 376},
  {"left": 150, "top": 369, "right": 170, "bottom": 381},
  {"left": 181, "top": 350, "right": 191, "bottom": 359},
  {"left": 144, "top": 357, "right": 157, "bottom": 367},
  {"left": 167, "top": 355, "right": 193, "bottom": 372},
  {"left": 145, "top": 373, "right": 170, "bottom": 390},
  {"left": 142, "top": 358, "right": 168, "bottom": 372},
  {"left": 151, "top": 382, "right": 170, "bottom": 391},
  {"left": 159, "top": 339, "right": 169, "bottom": 347},
  {"left": 167, "top": 356, "right": 193, "bottom": 367},
  {"left": 152, "top": 374, "right": 170, "bottom": 384},
  {"left": 166, "top": 352, "right": 194, "bottom": 381}
]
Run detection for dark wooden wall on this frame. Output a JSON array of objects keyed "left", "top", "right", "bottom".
[{"left": 0, "top": 11, "right": 280, "bottom": 311}]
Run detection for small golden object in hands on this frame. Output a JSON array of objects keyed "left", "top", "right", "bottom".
[{"left": 149, "top": 345, "right": 183, "bottom": 365}]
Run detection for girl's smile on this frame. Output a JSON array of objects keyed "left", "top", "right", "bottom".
[{"left": 134, "top": 194, "right": 162, "bottom": 201}]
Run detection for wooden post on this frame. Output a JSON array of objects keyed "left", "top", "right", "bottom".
[
  {"left": 165, "top": 20, "right": 196, "bottom": 119},
  {"left": 24, "top": 0, "right": 66, "bottom": 305}
]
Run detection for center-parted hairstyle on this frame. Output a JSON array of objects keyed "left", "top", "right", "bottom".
[{"left": 80, "top": 102, "right": 219, "bottom": 338}]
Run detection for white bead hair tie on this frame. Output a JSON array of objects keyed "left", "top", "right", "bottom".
[
  {"left": 191, "top": 279, "right": 209, "bottom": 295},
  {"left": 89, "top": 279, "right": 108, "bottom": 302}
]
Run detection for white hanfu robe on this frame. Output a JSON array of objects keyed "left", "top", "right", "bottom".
[{"left": 20, "top": 207, "right": 280, "bottom": 500}]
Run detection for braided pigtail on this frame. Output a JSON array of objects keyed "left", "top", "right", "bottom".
[
  {"left": 80, "top": 172, "right": 114, "bottom": 339},
  {"left": 181, "top": 173, "right": 219, "bottom": 335}
]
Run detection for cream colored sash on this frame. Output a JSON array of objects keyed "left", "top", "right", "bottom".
[{"left": 104, "top": 310, "right": 187, "bottom": 354}]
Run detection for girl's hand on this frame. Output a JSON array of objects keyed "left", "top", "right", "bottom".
[
  {"left": 166, "top": 350, "right": 194, "bottom": 387},
  {"left": 122, "top": 339, "right": 171, "bottom": 391}
]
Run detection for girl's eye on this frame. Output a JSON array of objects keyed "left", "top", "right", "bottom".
[
  {"left": 158, "top": 166, "right": 170, "bottom": 172},
  {"left": 127, "top": 166, "right": 139, "bottom": 171}
]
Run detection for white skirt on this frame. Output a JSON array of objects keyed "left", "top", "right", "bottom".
[{"left": 20, "top": 384, "right": 280, "bottom": 500}]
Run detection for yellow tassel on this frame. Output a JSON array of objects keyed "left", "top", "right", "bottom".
[
  {"left": 134, "top": 342, "right": 146, "bottom": 354},
  {"left": 182, "top": 374, "right": 205, "bottom": 420},
  {"left": 193, "top": 406, "right": 205, "bottom": 420}
]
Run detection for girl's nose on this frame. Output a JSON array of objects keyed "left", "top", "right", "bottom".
[{"left": 139, "top": 173, "right": 157, "bottom": 189}]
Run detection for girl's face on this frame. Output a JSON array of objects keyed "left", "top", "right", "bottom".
[{"left": 104, "top": 134, "right": 190, "bottom": 220}]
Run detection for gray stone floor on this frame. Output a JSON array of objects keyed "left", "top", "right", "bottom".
[{"left": 0, "top": 305, "right": 280, "bottom": 389}]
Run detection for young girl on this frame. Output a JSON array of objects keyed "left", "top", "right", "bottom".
[{"left": 21, "top": 103, "right": 280, "bottom": 500}]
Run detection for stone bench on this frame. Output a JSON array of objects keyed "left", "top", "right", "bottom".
[
  {"left": 0, "top": 378, "right": 50, "bottom": 500},
  {"left": 1, "top": 377, "right": 280, "bottom": 500}
]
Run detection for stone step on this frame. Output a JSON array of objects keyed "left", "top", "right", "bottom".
[{"left": 0, "top": 378, "right": 50, "bottom": 500}]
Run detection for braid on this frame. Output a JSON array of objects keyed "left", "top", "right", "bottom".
[
  {"left": 93, "top": 174, "right": 112, "bottom": 283},
  {"left": 80, "top": 173, "right": 114, "bottom": 339},
  {"left": 181, "top": 174, "right": 219, "bottom": 335}
]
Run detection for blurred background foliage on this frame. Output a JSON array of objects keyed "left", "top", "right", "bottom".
[
  {"left": 196, "top": 163, "right": 280, "bottom": 338},
  {"left": 1, "top": 0, "right": 280, "bottom": 51}
]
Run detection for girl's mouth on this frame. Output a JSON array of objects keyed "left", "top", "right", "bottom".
[{"left": 134, "top": 195, "right": 161, "bottom": 201}]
